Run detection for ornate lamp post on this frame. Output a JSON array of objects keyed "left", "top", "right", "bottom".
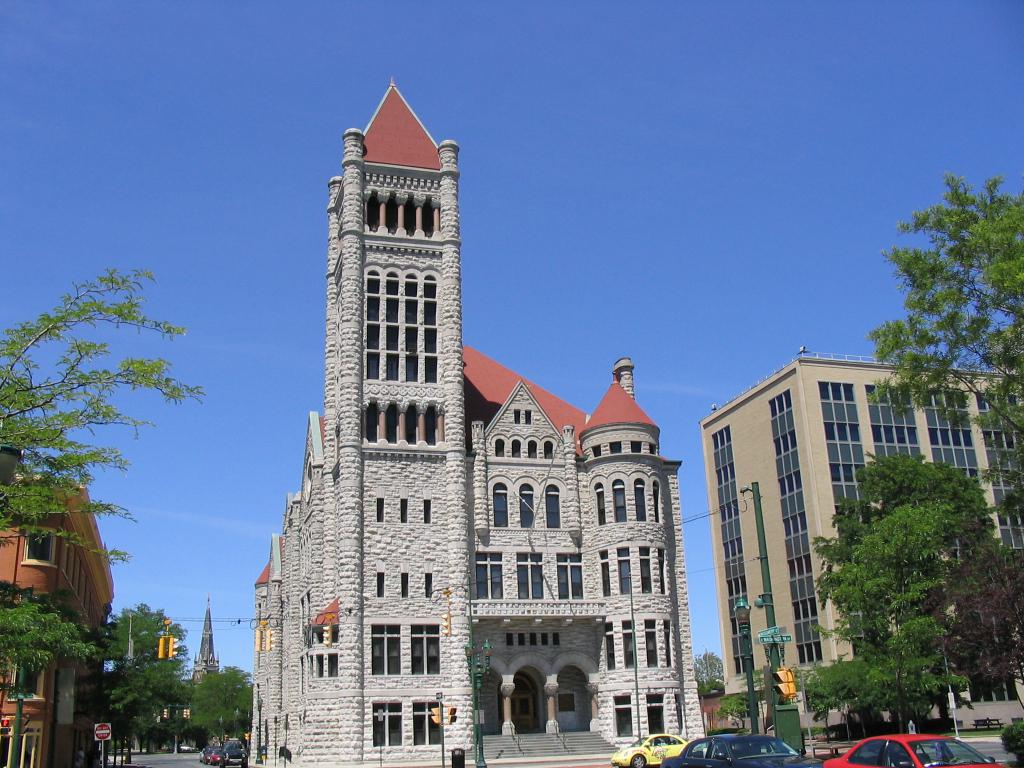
[
  {"left": 734, "top": 596, "right": 759, "bottom": 734},
  {"left": 464, "top": 638, "right": 492, "bottom": 768}
]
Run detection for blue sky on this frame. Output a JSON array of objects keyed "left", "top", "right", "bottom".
[{"left": 2, "top": 2, "right": 1022, "bottom": 673}]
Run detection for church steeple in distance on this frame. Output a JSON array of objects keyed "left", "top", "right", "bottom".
[{"left": 192, "top": 595, "right": 220, "bottom": 682}]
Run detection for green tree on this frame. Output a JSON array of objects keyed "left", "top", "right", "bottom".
[
  {"left": 870, "top": 174, "right": 1024, "bottom": 496},
  {"left": 717, "top": 693, "right": 749, "bottom": 728},
  {"left": 694, "top": 650, "right": 725, "bottom": 694},
  {"left": 191, "top": 668, "right": 252, "bottom": 742},
  {"left": 0, "top": 270, "right": 200, "bottom": 689},
  {"left": 804, "top": 660, "right": 880, "bottom": 739},
  {"left": 84, "top": 605, "right": 190, "bottom": 763},
  {"left": 815, "top": 455, "right": 984, "bottom": 729}
]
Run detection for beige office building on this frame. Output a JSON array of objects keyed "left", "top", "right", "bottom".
[{"left": 699, "top": 353, "right": 1023, "bottom": 719}]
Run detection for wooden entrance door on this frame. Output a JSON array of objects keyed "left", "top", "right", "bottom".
[{"left": 510, "top": 672, "right": 539, "bottom": 733}]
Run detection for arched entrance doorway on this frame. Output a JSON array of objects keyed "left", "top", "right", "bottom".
[
  {"left": 509, "top": 670, "right": 542, "bottom": 733},
  {"left": 555, "top": 665, "right": 592, "bottom": 732}
]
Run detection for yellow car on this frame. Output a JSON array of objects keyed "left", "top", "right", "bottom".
[{"left": 611, "top": 734, "right": 688, "bottom": 768}]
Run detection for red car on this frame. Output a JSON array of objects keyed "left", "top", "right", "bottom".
[{"left": 824, "top": 734, "right": 1002, "bottom": 768}]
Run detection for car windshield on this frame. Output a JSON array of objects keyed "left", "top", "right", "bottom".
[
  {"left": 731, "top": 737, "right": 801, "bottom": 759},
  {"left": 912, "top": 740, "right": 989, "bottom": 766}
]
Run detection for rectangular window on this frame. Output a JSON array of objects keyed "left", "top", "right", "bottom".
[
  {"left": 425, "top": 356, "right": 438, "bottom": 383},
  {"left": 610, "top": 441, "right": 622, "bottom": 454},
  {"left": 623, "top": 620, "right": 635, "bottom": 668},
  {"left": 424, "top": 301, "right": 437, "bottom": 326},
  {"left": 631, "top": 440, "right": 643, "bottom": 453},
  {"left": 327, "top": 653, "right": 338, "bottom": 677},
  {"left": 371, "top": 625, "right": 401, "bottom": 675},
  {"left": 386, "top": 354, "right": 399, "bottom": 380},
  {"left": 513, "top": 409, "right": 521, "bottom": 424},
  {"left": 663, "top": 620, "right": 672, "bottom": 666},
  {"left": 600, "top": 550, "right": 611, "bottom": 597},
  {"left": 556, "top": 554, "right": 584, "bottom": 599},
  {"left": 371, "top": 702, "right": 402, "bottom": 747},
  {"left": 647, "top": 694, "right": 665, "bottom": 734},
  {"left": 405, "top": 355, "right": 418, "bottom": 383},
  {"left": 524, "top": 410, "right": 532, "bottom": 424},
  {"left": 645, "top": 620, "right": 658, "bottom": 667},
  {"left": 639, "top": 547, "right": 652, "bottom": 593},
  {"left": 376, "top": 497, "right": 385, "bottom": 523},
  {"left": 367, "top": 296, "right": 380, "bottom": 321},
  {"left": 423, "top": 499, "right": 432, "bottom": 523},
  {"left": 400, "top": 498, "right": 408, "bottom": 523},
  {"left": 405, "top": 300, "right": 418, "bottom": 325},
  {"left": 25, "top": 534, "right": 53, "bottom": 562},
  {"left": 617, "top": 547, "right": 632, "bottom": 594},
  {"left": 366, "top": 324, "right": 380, "bottom": 349},
  {"left": 424, "top": 572, "right": 433, "bottom": 598},
  {"left": 605, "top": 622, "right": 616, "bottom": 670},
  {"left": 424, "top": 328, "right": 437, "bottom": 353},
  {"left": 593, "top": 445, "right": 602, "bottom": 458},
  {"left": 615, "top": 695, "right": 633, "bottom": 737},
  {"left": 476, "top": 552, "right": 503, "bottom": 599},
  {"left": 517, "top": 553, "right": 543, "bottom": 599},
  {"left": 401, "top": 573, "right": 409, "bottom": 598},
  {"left": 657, "top": 548, "right": 667, "bottom": 594},
  {"left": 410, "top": 625, "right": 440, "bottom": 675},
  {"left": 366, "top": 353, "right": 380, "bottom": 380},
  {"left": 385, "top": 325, "right": 399, "bottom": 351},
  {"left": 376, "top": 572, "right": 385, "bottom": 598},
  {"left": 412, "top": 702, "right": 441, "bottom": 745}
]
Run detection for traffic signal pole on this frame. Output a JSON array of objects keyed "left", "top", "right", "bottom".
[{"left": 743, "top": 483, "right": 781, "bottom": 711}]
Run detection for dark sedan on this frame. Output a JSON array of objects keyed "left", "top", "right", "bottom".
[{"left": 664, "top": 735, "right": 822, "bottom": 768}]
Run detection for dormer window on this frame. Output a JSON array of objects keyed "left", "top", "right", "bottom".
[
  {"left": 524, "top": 410, "right": 532, "bottom": 425},
  {"left": 494, "top": 439, "right": 505, "bottom": 457},
  {"left": 543, "top": 441, "right": 554, "bottom": 460},
  {"left": 513, "top": 409, "right": 521, "bottom": 424}
]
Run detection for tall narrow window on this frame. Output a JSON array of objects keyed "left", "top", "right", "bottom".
[
  {"left": 519, "top": 484, "right": 534, "bottom": 528},
  {"left": 475, "top": 552, "right": 503, "bottom": 599},
  {"left": 400, "top": 572, "right": 409, "bottom": 597},
  {"left": 663, "top": 621, "right": 672, "bottom": 666},
  {"left": 410, "top": 625, "right": 440, "bottom": 675},
  {"left": 639, "top": 547, "right": 652, "bottom": 593},
  {"left": 605, "top": 622, "right": 616, "bottom": 671},
  {"left": 371, "top": 626, "right": 401, "bottom": 675},
  {"left": 557, "top": 554, "right": 583, "bottom": 599},
  {"left": 366, "top": 403, "right": 378, "bottom": 441},
  {"left": 511, "top": 440, "right": 521, "bottom": 458},
  {"left": 493, "top": 484, "right": 508, "bottom": 527},
  {"left": 385, "top": 404, "right": 398, "bottom": 443},
  {"left": 527, "top": 440, "right": 537, "bottom": 459},
  {"left": 645, "top": 620, "right": 658, "bottom": 667},
  {"left": 412, "top": 702, "right": 441, "bottom": 746},
  {"left": 545, "top": 485, "right": 560, "bottom": 528},
  {"left": 658, "top": 548, "right": 666, "bottom": 594},
  {"left": 595, "top": 484, "right": 606, "bottom": 525},
  {"left": 400, "top": 498, "right": 408, "bottom": 523},
  {"left": 423, "top": 499, "right": 432, "bottom": 523},
  {"left": 652, "top": 480, "right": 660, "bottom": 522},
  {"left": 613, "top": 480, "right": 627, "bottom": 522},
  {"left": 494, "top": 439, "right": 505, "bottom": 457},
  {"left": 622, "top": 621, "right": 635, "bottom": 668},
  {"left": 543, "top": 441, "right": 554, "bottom": 459},
  {"left": 424, "top": 572, "right": 433, "bottom": 598},
  {"left": 600, "top": 550, "right": 611, "bottom": 597},
  {"left": 376, "top": 497, "right": 385, "bottom": 523},
  {"left": 517, "top": 553, "right": 543, "bottom": 599},
  {"left": 646, "top": 694, "right": 664, "bottom": 733},
  {"left": 371, "top": 703, "right": 402, "bottom": 747},
  {"left": 424, "top": 406, "right": 437, "bottom": 445},
  {"left": 617, "top": 547, "right": 631, "bottom": 594},
  {"left": 376, "top": 572, "right": 385, "bottom": 598},
  {"left": 634, "top": 479, "right": 647, "bottom": 521}
]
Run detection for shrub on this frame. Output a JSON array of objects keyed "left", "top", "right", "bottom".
[{"left": 1002, "top": 722, "right": 1024, "bottom": 762}]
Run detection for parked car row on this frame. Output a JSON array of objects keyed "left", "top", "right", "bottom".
[{"left": 199, "top": 740, "right": 248, "bottom": 768}]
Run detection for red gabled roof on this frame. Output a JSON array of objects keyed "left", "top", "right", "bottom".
[
  {"left": 255, "top": 562, "right": 270, "bottom": 585},
  {"left": 312, "top": 598, "right": 339, "bottom": 625},
  {"left": 582, "top": 381, "right": 656, "bottom": 433},
  {"left": 463, "top": 346, "right": 588, "bottom": 445},
  {"left": 363, "top": 84, "right": 440, "bottom": 170}
]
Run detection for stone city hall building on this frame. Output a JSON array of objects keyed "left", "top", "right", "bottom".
[{"left": 250, "top": 85, "right": 704, "bottom": 765}]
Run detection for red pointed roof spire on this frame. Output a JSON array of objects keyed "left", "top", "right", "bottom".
[
  {"left": 363, "top": 83, "right": 440, "bottom": 170},
  {"left": 582, "top": 381, "right": 657, "bottom": 433}
]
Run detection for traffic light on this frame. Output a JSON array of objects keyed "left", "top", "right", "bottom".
[
  {"left": 429, "top": 706, "right": 442, "bottom": 725},
  {"left": 1, "top": 716, "right": 11, "bottom": 736},
  {"left": 440, "top": 612, "right": 451, "bottom": 637},
  {"left": 446, "top": 707, "right": 457, "bottom": 725},
  {"left": 266, "top": 628, "right": 275, "bottom": 651},
  {"left": 183, "top": 708, "right": 191, "bottom": 720},
  {"left": 157, "top": 635, "right": 169, "bottom": 659},
  {"left": 162, "top": 708, "right": 170, "bottom": 720},
  {"left": 773, "top": 667, "right": 797, "bottom": 702},
  {"left": 167, "top": 636, "right": 176, "bottom": 658},
  {"left": 323, "top": 624, "right": 333, "bottom": 647}
]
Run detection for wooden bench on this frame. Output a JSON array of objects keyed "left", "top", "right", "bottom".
[{"left": 972, "top": 718, "right": 1003, "bottom": 729}]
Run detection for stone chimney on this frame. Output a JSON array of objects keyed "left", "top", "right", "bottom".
[{"left": 613, "top": 357, "right": 635, "bottom": 399}]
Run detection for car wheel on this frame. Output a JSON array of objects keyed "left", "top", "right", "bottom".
[{"left": 631, "top": 755, "right": 648, "bottom": 768}]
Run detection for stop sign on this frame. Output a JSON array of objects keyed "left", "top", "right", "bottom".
[{"left": 94, "top": 723, "right": 112, "bottom": 741}]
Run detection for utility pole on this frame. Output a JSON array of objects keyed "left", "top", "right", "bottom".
[{"left": 741, "top": 483, "right": 780, "bottom": 707}]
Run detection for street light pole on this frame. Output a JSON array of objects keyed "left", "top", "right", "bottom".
[
  {"left": 734, "top": 597, "right": 759, "bottom": 734},
  {"left": 741, "top": 482, "right": 781, "bottom": 719},
  {"left": 627, "top": 577, "right": 642, "bottom": 741}
]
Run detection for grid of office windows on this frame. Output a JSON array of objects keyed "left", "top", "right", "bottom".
[
  {"left": 924, "top": 392, "right": 978, "bottom": 476},
  {"left": 977, "top": 395, "right": 1023, "bottom": 547},
  {"left": 712, "top": 425, "right": 747, "bottom": 674},
  {"left": 770, "top": 390, "right": 822, "bottom": 664},
  {"left": 865, "top": 384, "right": 921, "bottom": 457},
  {"left": 819, "top": 382, "right": 865, "bottom": 502},
  {"left": 364, "top": 271, "right": 438, "bottom": 383}
]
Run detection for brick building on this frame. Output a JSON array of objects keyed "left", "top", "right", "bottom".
[
  {"left": 0, "top": 493, "right": 113, "bottom": 768},
  {"left": 250, "top": 84, "right": 705, "bottom": 765}
]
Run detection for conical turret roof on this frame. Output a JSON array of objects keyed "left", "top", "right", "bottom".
[
  {"left": 363, "top": 83, "right": 440, "bottom": 170},
  {"left": 582, "top": 381, "right": 656, "bottom": 434}
]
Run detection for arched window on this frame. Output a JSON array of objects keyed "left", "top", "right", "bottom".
[
  {"left": 613, "top": 480, "right": 626, "bottom": 523},
  {"left": 543, "top": 441, "right": 554, "bottom": 460},
  {"left": 365, "top": 403, "right": 378, "bottom": 442},
  {"left": 653, "top": 480, "right": 661, "bottom": 522},
  {"left": 595, "top": 484, "right": 606, "bottom": 526},
  {"left": 385, "top": 403, "right": 398, "bottom": 444},
  {"left": 511, "top": 440, "right": 522, "bottom": 458},
  {"left": 634, "top": 479, "right": 647, "bottom": 521},
  {"left": 424, "top": 406, "right": 437, "bottom": 446},
  {"left": 527, "top": 440, "right": 538, "bottom": 459},
  {"left": 366, "top": 194, "right": 381, "bottom": 230},
  {"left": 519, "top": 484, "right": 534, "bottom": 528},
  {"left": 545, "top": 485, "right": 560, "bottom": 529},
  {"left": 493, "top": 484, "right": 508, "bottom": 528},
  {"left": 405, "top": 404, "right": 418, "bottom": 444},
  {"left": 494, "top": 439, "right": 505, "bottom": 457}
]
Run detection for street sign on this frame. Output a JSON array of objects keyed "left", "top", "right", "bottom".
[
  {"left": 757, "top": 625, "right": 786, "bottom": 641},
  {"left": 94, "top": 723, "right": 112, "bottom": 741},
  {"left": 758, "top": 634, "right": 793, "bottom": 644}
]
